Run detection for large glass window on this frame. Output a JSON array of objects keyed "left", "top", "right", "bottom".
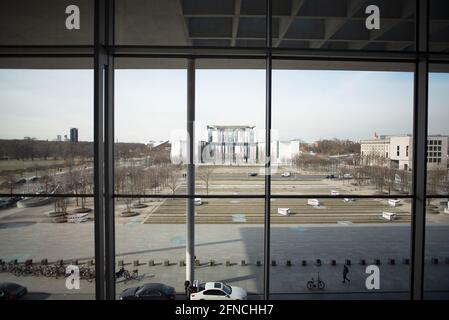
[{"left": 0, "top": 60, "right": 95, "bottom": 299}]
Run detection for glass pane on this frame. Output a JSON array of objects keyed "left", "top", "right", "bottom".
[
  {"left": 272, "top": 61, "right": 414, "bottom": 196},
  {"left": 115, "top": 0, "right": 266, "bottom": 47},
  {"left": 274, "top": 0, "right": 416, "bottom": 51},
  {"left": 0, "top": 196, "right": 95, "bottom": 299},
  {"left": 114, "top": 59, "right": 187, "bottom": 196},
  {"left": 195, "top": 59, "right": 266, "bottom": 195},
  {"left": 427, "top": 71, "right": 449, "bottom": 196},
  {"left": 0, "top": 61, "right": 94, "bottom": 196},
  {"left": 429, "top": 0, "right": 449, "bottom": 53},
  {"left": 0, "top": 0, "right": 93, "bottom": 45},
  {"left": 115, "top": 197, "right": 185, "bottom": 299},
  {"left": 270, "top": 197, "right": 411, "bottom": 299},
  {"left": 424, "top": 199, "right": 449, "bottom": 299}
]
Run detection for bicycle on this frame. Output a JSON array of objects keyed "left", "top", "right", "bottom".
[{"left": 307, "top": 272, "right": 325, "bottom": 290}]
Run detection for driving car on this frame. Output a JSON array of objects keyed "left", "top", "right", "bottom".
[
  {"left": 0, "top": 282, "right": 28, "bottom": 300},
  {"left": 190, "top": 282, "right": 247, "bottom": 300},
  {"left": 281, "top": 172, "right": 291, "bottom": 177},
  {"left": 248, "top": 172, "right": 258, "bottom": 177},
  {"left": 119, "top": 283, "right": 176, "bottom": 300}
]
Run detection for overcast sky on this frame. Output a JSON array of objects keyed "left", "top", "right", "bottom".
[{"left": 0, "top": 69, "right": 448, "bottom": 143}]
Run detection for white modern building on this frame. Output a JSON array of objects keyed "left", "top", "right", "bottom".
[
  {"left": 361, "top": 134, "right": 448, "bottom": 171},
  {"left": 171, "top": 125, "right": 302, "bottom": 165}
]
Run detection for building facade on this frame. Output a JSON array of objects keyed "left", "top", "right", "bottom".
[
  {"left": 361, "top": 134, "right": 448, "bottom": 171},
  {"left": 70, "top": 128, "right": 78, "bottom": 143},
  {"left": 171, "top": 125, "right": 302, "bottom": 165}
]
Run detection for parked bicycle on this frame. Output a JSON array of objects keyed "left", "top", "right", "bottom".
[{"left": 307, "top": 272, "right": 325, "bottom": 290}]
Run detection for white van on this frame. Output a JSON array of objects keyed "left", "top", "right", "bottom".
[
  {"left": 382, "top": 212, "right": 397, "bottom": 221},
  {"left": 307, "top": 199, "right": 320, "bottom": 206},
  {"left": 194, "top": 198, "right": 202, "bottom": 206},
  {"left": 388, "top": 199, "right": 401, "bottom": 207},
  {"left": 277, "top": 208, "right": 291, "bottom": 216}
]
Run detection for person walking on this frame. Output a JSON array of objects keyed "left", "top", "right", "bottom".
[
  {"left": 184, "top": 280, "right": 190, "bottom": 299},
  {"left": 342, "top": 264, "right": 350, "bottom": 283}
]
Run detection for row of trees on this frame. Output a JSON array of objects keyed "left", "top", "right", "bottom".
[{"left": 304, "top": 139, "right": 361, "bottom": 155}]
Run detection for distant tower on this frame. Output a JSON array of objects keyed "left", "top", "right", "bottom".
[{"left": 70, "top": 128, "right": 79, "bottom": 143}]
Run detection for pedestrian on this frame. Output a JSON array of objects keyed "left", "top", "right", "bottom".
[
  {"left": 184, "top": 280, "right": 190, "bottom": 298},
  {"left": 187, "top": 282, "right": 196, "bottom": 299},
  {"left": 342, "top": 264, "right": 350, "bottom": 283}
]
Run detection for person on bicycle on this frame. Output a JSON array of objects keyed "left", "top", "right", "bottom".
[{"left": 342, "top": 264, "right": 350, "bottom": 283}]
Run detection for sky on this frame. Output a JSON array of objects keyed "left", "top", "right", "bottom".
[{"left": 0, "top": 68, "right": 448, "bottom": 144}]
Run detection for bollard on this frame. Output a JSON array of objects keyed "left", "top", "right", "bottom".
[
  {"left": 445, "top": 257, "right": 449, "bottom": 265},
  {"left": 374, "top": 259, "right": 381, "bottom": 265},
  {"left": 133, "top": 260, "right": 139, "bottom": 267},
  {"left": 331, "top": 260, "right": 336, "bottom": 266},
  {"left": 56, "top": 259, "right": 64, "bottom": 266},
  {"left": 179, "top": 260, "right": 185, "bottom": 267},
  {"left": 301, "top": 260, "right": 307, "bottom": 266},
  {"left": 256, "top": 260, "right": 262, "bottom": 267},
  {"left": 431, "top": 258, "right": 439, "bottom": 265},
  {"left": 25, "top": 259, "right": 33, "bottom": 266},
  {"left": 316, "top": 259, "right": 322, "bottom": 266},
  {"left": 360, "top": 259, "right": 366, "bottom": 266},
  {"left": 118, "top": 260, "right": 124, "bottom": 267},
  {"left": 87, "top": 260, "right": 94, "bottom": 267},
  {"left": 148, "top": 260, "right": 155, "bottom": 267},
  {"left": 209, "top": 260, "right": 215, "bottom": 267},
  {"left": 403, "top": 258, "right": 410, "bottom": 265},
  {"left": 164, "top": 260, "right": 170, "bottom": 267},
  {"left": 41, "top": 259, "right": 48, "bottom": 266},
  {"left": 271, "top": 260, "right": 276, "bottom": 267},
  {"left": 195, "top": 260, "right": 200, "bottom": 267},
  {"left": 241, "top": 260, "right": 246, "bottom": 266},
  {"left": 226, "top": 260, "right": 231, "bottom": 267},
  {"left": 345, "top": 259, "right": 351, "bottom": 266},
  {"left": 389, "top": 259, "right": 395, "bottom": 265},
  {"left": 286, "top": 260, "right": 292, "bottom": 267},
  {"left": 71, "top": 259, "right": 78, "bottom": 266}
]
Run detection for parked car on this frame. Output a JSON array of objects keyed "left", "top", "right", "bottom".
[
  {"left": 248, "top": 172, "right": 258, "bottom": 177},
  {"left": 194, "top": 198, "right": 202, "bottom": 206},
  {"left": 277, "top": 208, "right": 291, "bottom": 216},
  {"left": 343, "top": 198, "right": 355, "bottom": 202},
  {"left": 0, "top": 197, "right": 21, "bottom": 209},
  {"left": 190, "top": 282, "right": 247, "bottom": 300},
  {"left": 28, "top": 176, "right": 39, "bottom": 182},
  {"left": 0, "top": 282, "right": 28, "bottom": 300},
  {"left": 281, "top": 172, "right": 291, "bottom": 177},
  {"left": 325, "top": 174, "right": 336, "bottom": 179},
  {"left": 15, "top": 178, "right": 26, "bottom": 185},
  {"left": 119, "top": 283, "right": 176, "bottom": 300},
  {"left": 330, "top": 190, "right": 340, "bottom": 196}
]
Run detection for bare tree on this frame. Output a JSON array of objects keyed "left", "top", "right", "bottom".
[{"left": 198, "top": 166, "right": 214, "bottom": 195}]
